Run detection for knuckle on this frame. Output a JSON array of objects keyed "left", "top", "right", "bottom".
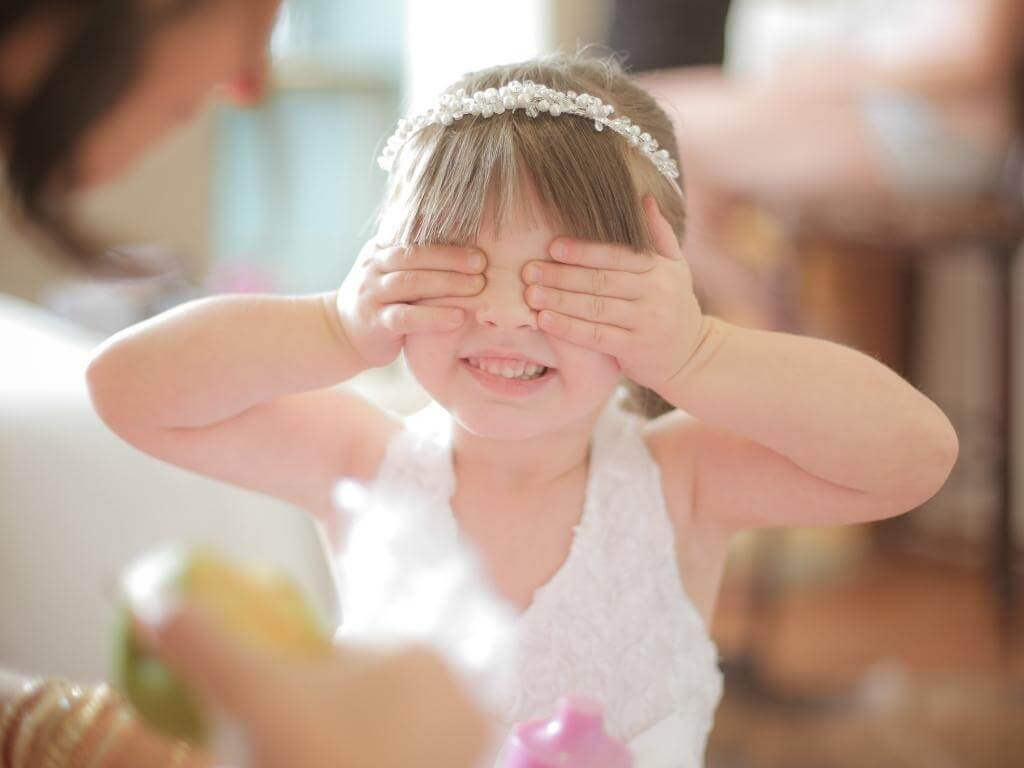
[
  {"left": 591, "top": 295, "right": 605, "bottom": 319},
  {"left": 398, "top": 246, "right": 418, "bottom": 268},
  {"left": 376, "top": 247, "right": 399, "bottom": 270},
  {"left": 360, "top": 240, "right": 383, "bottom": 265},
  {"left": 590, "top": 323, "right": 604, "bottom": 345},
  {"left": 592, "top": 269, "right": 608, "bottom": 294},
  {"left": 385, "top": 304, "right": 407, "bottom": 328}
]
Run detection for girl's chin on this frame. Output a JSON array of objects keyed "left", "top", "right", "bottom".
[{"left": 449, "top": 405, "right": 557, "bottom": 441}]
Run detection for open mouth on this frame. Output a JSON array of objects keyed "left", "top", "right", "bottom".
[{"left": 462, "top": 357, "right": 554, "bottom": 382}]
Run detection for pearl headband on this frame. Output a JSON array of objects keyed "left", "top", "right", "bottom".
[{"left": 377, "top": 80, "right": 683, "bottom": 195}]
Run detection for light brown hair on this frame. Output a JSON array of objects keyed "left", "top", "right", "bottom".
[{"left": 379, "top": 53, "right": 686, "bottom": 416}]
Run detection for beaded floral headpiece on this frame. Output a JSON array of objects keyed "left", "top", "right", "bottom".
[{"left": 377, "top": 80, "right": 682, "bottom": 195}]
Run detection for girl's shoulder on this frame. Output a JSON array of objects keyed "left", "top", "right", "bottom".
[
  {"left": 321, "top": 389, "right": 405, "bottom": 484},
  {"left": 361, "top": 399, "right": 452, "bottom": 480},
  {"left": 642, "top": 408, "right": 703, "bottom": 530}
]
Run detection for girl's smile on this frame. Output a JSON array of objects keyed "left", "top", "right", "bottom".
[{"left": 460, "top": 354, "right": 557, "bottom": 397}]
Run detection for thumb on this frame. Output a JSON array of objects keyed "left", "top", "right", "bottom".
[
  {"left": 134, "top": 601, "right": 284, "bottom": 724},
  {"left": 643, "top": 194, "right": 684, "bottom": 260}
]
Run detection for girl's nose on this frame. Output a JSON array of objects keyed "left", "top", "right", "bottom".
[{"left": 474, "top": 272, "right": 538, "bottom": 330}]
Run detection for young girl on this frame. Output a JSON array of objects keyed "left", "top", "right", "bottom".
[{"left": 87, "top": 54, "right": 958, "bottom": 767}]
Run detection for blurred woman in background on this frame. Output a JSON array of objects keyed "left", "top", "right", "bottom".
[{"left": 0, "top": 3, "right": 487, "bottom": 767}]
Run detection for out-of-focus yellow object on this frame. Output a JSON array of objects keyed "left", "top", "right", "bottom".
[{"left": 113, "top": 548, "right": 331, "bottom": 745}]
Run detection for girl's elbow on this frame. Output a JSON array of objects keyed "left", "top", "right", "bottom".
[
  {"left": 85, "top": 343, "right": 133, "bottom": 431},
  {"left": 934, "top": 419, "right": 960, "bottom": 481},
  {"left": 923, "top": 412, "right": 960, "bottom": 493},
  {"left": 889, "top": 419, "right": 960, "bottom": 515}
]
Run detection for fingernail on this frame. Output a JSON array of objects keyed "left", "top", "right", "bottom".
[
  {"left": 530, "top": 286, "right": 547, "bottom": 303},
  {"left": 469, "top": 251, "right": 485, "bottom": 271},
  {"left": 540, "top": 311, "right": 555, "bottom": 329},
  {"left": 551, "top": 242, "right": 568, "bottom": 260},
  {"left": 525, "top": 264, "right": 541, "bottom": 282}
]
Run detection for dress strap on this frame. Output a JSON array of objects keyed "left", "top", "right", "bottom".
[{"left": 372, "top": 401, "right": 456, "bottom": 509}]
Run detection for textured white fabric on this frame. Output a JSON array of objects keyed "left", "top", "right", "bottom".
[{"left": 337, "top": 396, "right": 723, "bottom": 767}]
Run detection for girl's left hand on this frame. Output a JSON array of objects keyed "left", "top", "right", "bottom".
[{"left": 523, "top": 195, "right": 706, "bottom": 391}]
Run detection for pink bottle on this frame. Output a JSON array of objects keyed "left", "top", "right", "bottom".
[{"left": 500, "top": 696, "right": 633, "bottom": 768}]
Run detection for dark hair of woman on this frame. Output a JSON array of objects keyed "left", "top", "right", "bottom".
[{"left": 0, "top": 0, "right": 200, "bottom": 271}]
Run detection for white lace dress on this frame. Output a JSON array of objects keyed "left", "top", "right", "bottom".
[{"left": 335, "top": 398, "right": 723, "bottom": 768}]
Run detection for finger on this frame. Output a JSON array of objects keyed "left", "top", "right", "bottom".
[
  {"left": 133, "top": 602, "right": 284, "bottom": 723},
  {"left": 376, "top": 270, "right": 484, "bottom": 304},
  {"left": 526, "top": 285, "right": 635, "bottom": 328},
  {"left": 522, "top": 261, "right": 642, "bottom": 299},
  {"left": 537, "top": 310, "right": 631, "bottom": 359},
  {"left": 549, "top": 238, "right": 655, "bottom": 273},
  {"left": 380, "top": 304, "right": 465, "bottom": 334},
  {"left": 643, "top": 195, "right": 684, "bottom": 261},
  {"left": 376, "top": 245, "right": 486, "bottom": 275}
]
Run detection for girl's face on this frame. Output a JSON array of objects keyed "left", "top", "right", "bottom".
[{"left": 403, "top": 213, "right": 622, "bottom": 440}]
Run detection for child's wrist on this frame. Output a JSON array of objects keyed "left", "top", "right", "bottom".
[
  {"left": 319, "top": 292, "right": 371, "bottom": 375},
  {"left": 655, "top": 315, "right": 729, "bottom": 404}
]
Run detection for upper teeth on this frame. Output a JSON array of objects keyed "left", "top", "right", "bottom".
[{"left": 468, "top": 358, "right": 546, "bottom": 380}]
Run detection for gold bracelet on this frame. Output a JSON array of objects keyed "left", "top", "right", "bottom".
[
  {"left": 30, "top": 686, "right": 86, "bottom": 768},
  {"left": 33, "top": 686, "right": 87, "bottom": 768},
  {"left": 80, "top": 704, "right": 133, "bottom": 768},
  {"left": 0, "top": 679, "right": 43, "bottom": 764},
  {"left": 11, "top": 681, "right": 74, "bottom": 768},
  {"left": 22, "top": 684, "right": 78, "bottom": 768},
  {"left": 70, "top": 694, "right": 122, "bottom": 768},
  {"left": 168, "top": 740, "right": 191, "bottom": 768},
  {"left": 41, "top": 692, "right": 92, "bottom": 768},
  {"left": 0, "top": 685, "right": 28, "bottom": 745},
  {"left": 40, "top": 685, "right": 111, "bottom": 768}
]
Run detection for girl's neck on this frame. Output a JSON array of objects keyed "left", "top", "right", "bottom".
[{"left": 451, "top": 410, "right": 600, "bottom": 492}]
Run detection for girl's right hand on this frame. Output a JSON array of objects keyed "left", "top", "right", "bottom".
[{"left": 336, "top": 241, "right": 487, "bottom": 368}]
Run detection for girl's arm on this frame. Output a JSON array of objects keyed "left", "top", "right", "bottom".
[
  {"left": 525, "top": 198, "right": 958, "bottom": 533},
  {"left": 652, "top": 317, "right": 959, "bottom": 532},
  {"left": 87, "top": 292, "right": 390, "bottom": 517},
  {"left": 88, "top": 242, "right": 485, "bottom": 518}
]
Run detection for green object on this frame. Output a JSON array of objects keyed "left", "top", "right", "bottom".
[
  {"left": 112, "top": 604, "right": 208, "bottom": 743},
  {"left": 111, "top": 548, "right": 332, "bottom": 746}
]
